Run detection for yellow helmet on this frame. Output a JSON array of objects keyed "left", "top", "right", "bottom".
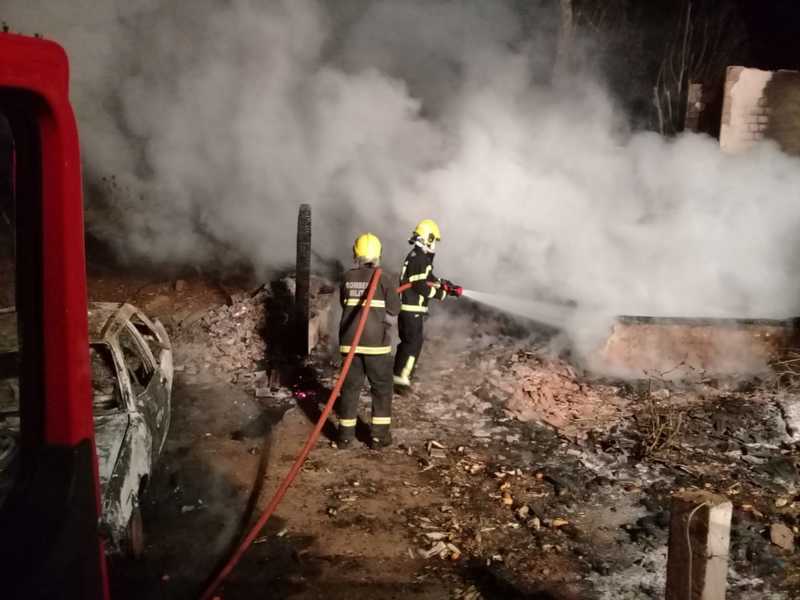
[
  {"left": 413, "top": 219, "right": 441, "bottom": 251},
  {"left": 353, "top": 232, "right": 382, "bottom": 264},
  {"left": 414, "top": 219, "right": 441, "bottom": 241}
]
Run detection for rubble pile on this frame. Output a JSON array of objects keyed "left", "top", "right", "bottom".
[
  {"left": 498, "top": 355, "right": 627, "bottom": 439},
  {"left": 391, "top": 386, "right": 800, "bottom": 597},
  {"left": 384, "top": 315, "right": 800, "bottom": 597},
  {"left": 398, "top": 444, "right": 594, "bottom": 595},
  {"left": 200, "top": 290, "right": 268, "bottom": 371},
  {"left": 173, "top": 275, "right": 335, "bottom": 385},
  {"left": 174, "top": 288, "right": 269, "bottom": 382}
]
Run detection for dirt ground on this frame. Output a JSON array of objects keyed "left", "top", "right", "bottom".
[{"left": 61, "top": 267, "right": 800, "bottom": 599}]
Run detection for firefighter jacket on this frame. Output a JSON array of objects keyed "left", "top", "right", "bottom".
[
  {"left": 339, "top": 266, "right": 400, "bottom": 354},
  {"left": 399, "top": 248, "right": 447, "bottom": 314}
]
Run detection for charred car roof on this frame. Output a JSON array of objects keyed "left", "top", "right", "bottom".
[{"left": 0, "top": 302, "right": 166, "bottom": 351}]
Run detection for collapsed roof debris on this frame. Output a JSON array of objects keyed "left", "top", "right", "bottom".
[
  {"left": 173, "top": 276, "right": 335, "bottom": 385},
  {"left": 184, "top": 288, "right": 269, "bottom": 378},
  {"left": 499, "top": 355, "right": 627, "bottom": 439}
]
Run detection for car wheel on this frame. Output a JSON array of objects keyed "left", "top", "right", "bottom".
[{"left": 128, "top": 497, "right": 145, "bottom": 559}]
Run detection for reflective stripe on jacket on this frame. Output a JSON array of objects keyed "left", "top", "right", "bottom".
[
  {"left": 339, "top": 266, "right": 400, "bottom": 354},
  {"left": 399, "top": 249, "right": 446, "bottom": 313}
]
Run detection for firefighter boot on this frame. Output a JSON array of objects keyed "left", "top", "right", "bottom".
[
  {"left": 335, "top": 418, "right": 357, "bottom": 449},
  {"left": 370, "top": 431, "right": 393, "bottom": 449},
  {"left": 333, "top": 437, "right": 353, "bottom": 450}
]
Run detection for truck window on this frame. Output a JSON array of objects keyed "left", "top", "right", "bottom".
[
  {"left": 0, "top": 111, "right": 18, "bottom": 512},
  {"left": 0, "top": 112, "right": 13, "bottom": 312},
  {"left": 0, "top": 351, "right": 18, "bottom": 415}
]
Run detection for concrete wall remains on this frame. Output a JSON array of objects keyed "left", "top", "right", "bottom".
[{"left": 721, "top": 66, "right": 800, "bottom": 155}]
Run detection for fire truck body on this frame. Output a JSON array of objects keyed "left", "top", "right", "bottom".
[{"left": 0, "top": 32, "right": 107, "bottom": 599}]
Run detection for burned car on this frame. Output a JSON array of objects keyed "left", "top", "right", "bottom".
[{"left": 0, "top": 302, "right": 173, "bottom": 556}]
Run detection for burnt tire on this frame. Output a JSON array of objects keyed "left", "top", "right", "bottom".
[
  {"left": 128, "top": 498, "right": 145, "bottom": 560},
  {"left": 295, "top": 203, "right": 311, "bottom": 356}
]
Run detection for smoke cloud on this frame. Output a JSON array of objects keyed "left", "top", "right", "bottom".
[{"left": 6, "top": 0, "right": 800, "bottom": 340}]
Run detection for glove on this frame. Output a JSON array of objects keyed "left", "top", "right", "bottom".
[{"left": 440, "top": 279, "right": 463, "bottom": 297}]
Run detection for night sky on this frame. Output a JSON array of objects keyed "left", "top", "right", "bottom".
[{"left": 740, "top": 0, "right": 800, "bottom": 69}]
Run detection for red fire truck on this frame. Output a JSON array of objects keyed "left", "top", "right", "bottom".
[{"left": 0, "top": 32, "right": 108, "bottom": 599}]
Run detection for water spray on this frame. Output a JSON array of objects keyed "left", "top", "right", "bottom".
[
  {"left": 397, "top": 280, "right": 576, "bottom": 329},
  {"left": 460, "top": 289, "right": 575, "bottom": 329}
]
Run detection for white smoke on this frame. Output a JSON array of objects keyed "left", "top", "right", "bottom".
[{"left": 5, "top": 0, "right": 800, "bottom": 329}]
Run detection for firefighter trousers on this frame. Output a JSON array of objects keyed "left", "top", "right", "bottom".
[
  {"left": 338, "top": 353, "right": 393, "bottom": 441},
  {"left": 394, "top": 311, "right": 425, "bottom": 383}
]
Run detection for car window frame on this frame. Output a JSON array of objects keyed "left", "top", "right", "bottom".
[
  {"left": 129, "top": 312, "right": 166, "bottom": 362},
  {"left": 115, "top": 322, "right": 156, "bottom": 402},
  {"left": 88, "top": 342, "right": 124, "bottom": 417}
]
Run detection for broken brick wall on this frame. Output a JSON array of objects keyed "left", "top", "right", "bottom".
[
  {"left": 720, "top": 66, "right": 800, "bottom": 155},
  {"left": 589, "top": 317, "right": 798, "bottom": 379},
  {"left": 764, "top": 70, "right": 800, "bottom": 155}
]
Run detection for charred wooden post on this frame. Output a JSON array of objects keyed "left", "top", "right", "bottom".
[
  {"left": 295, "top": 204, "right": 311, "bottom": 356},
  {"left": 684, "top": 82, "right": 705, "bottom": 132},
  {"left": 665, "top": 490, "right": 732, "bottom": 600}
]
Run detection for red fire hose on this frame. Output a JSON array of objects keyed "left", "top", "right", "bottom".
[{"left": 199, "top": 268, "right": 383, "bottom": 600}]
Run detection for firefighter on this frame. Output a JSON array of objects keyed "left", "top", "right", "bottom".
[
  {"left": 337, "top": 233, "right": 401, "bottom": 449},
  {"left": 393, "top": 219, "right": 462, "bottom": 388}
]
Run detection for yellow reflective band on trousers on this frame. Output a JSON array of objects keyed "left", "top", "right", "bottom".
[
  {"left": 344, "top": 298, "right": 386, "bottom": 307},
  {"left": 371, "top": 416, "right": 391, "bottom": 425},
  {"left": 400, "top": 356, "right": 416, "bottom": 379},
  {"left": 339, "top": 345, "right": 392, "bottom": 355},
  {"left": 401, "top": 304, "right": 428, "bottom": 313},
  {"left": 339, "top": 418, "right": 357, "bottom": 427}
]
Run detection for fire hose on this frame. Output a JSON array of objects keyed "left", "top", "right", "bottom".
[
  {"left": 397, "top": 280, "right": 462, "bottom": 296},
  {"left": 199, "top": 268, "right": 383, "bottom": 600},
  {"left": 199, "top": 270, "right": 463, "bottom": 598}
]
